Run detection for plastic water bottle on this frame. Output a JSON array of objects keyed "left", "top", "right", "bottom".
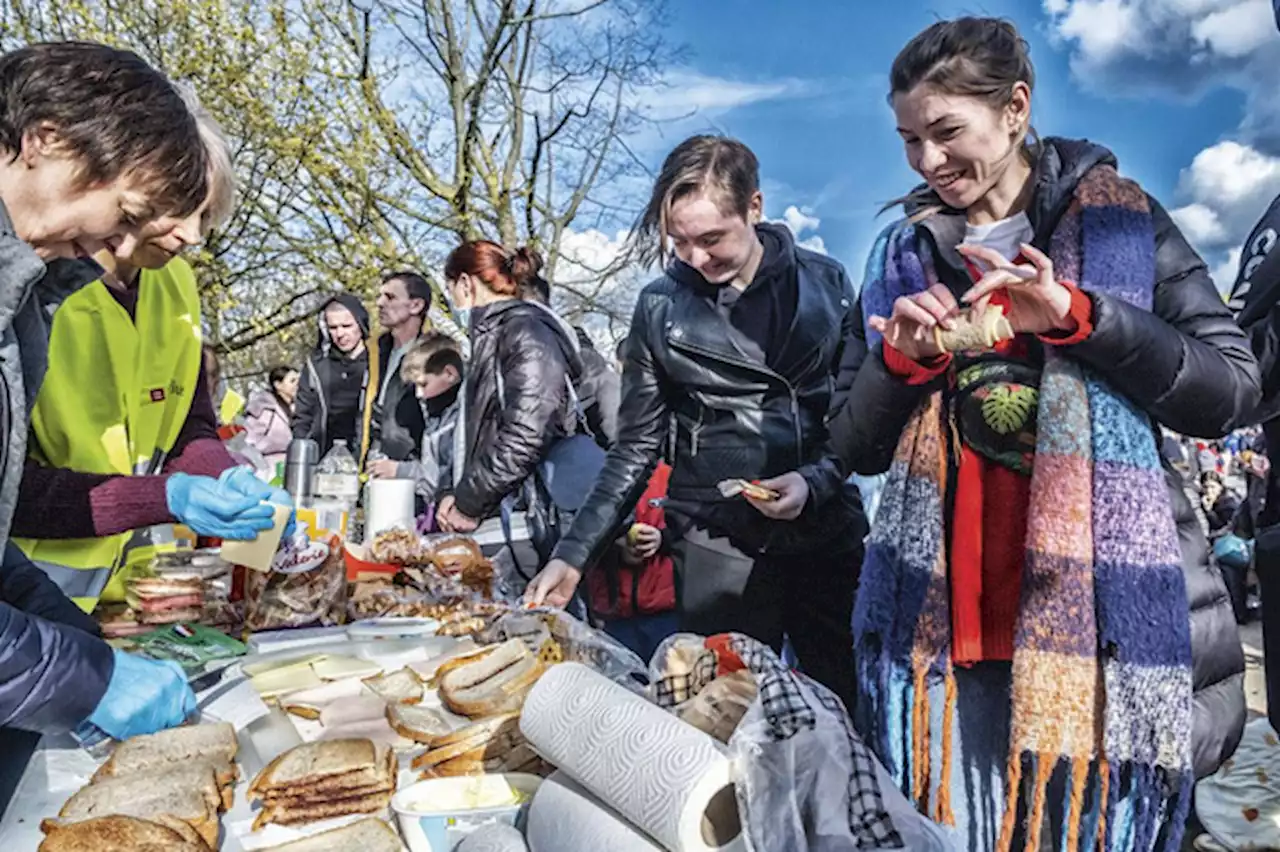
[{"left": 313, "top": 440, "right": 360, "bottom": 516}]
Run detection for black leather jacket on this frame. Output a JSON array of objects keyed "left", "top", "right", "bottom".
[
  {"left": 451, "top": 299, "right": 582, "bottom": 520},
  {"left": 830, "top": 137, "right": 1261, "bottom": 779},
  {"left": 554, "top": 225, "right": 867, "bottom": 570}
]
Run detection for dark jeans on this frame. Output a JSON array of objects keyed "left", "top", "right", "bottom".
[
  {"left": 1256, "top": 524, "right": 1280, "bottom": 735},
  {"left": 603, "top": 612, "right": 681, "bottom": 664},
  {"left": 672, "top": 524, "right": 861, "bottom": 714}
]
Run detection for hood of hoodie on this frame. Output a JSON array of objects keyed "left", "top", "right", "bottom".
[
  {"left": 471, "top": 297, "right": 584, "bottom": 382},
  {"left": 316, "top": 292, "right": 371, "bottom": 357}
]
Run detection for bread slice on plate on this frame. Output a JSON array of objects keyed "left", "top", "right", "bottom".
[
  {"left": 409, "top": 714, "right": 521, "bottom": 771},
  {"left": 38, "top": 814, "right": 212, "bottom": 852},
  {"left": 92, "top": 722, "right": 237, "bottom": 784},
  {"left": 386, "top": 703, "right": 453, "bottom": 745},
  {"left": 252, "top": 790, "right": 395, "bottom": 830},
  {"left": 438, "top": 639, "right": 544, "bottom": 717},
  {"left": 363, "top": 667, "right": 424, "bottom": 705},
  {"left": 257, "top": 817, "right": 406, "bottom": 851},
  {"left": 54, "top": 779, "right": 219, "bottom": 847}
]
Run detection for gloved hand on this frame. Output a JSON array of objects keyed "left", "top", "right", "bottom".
[
  {"left": 86, "top": 650, "right": 196, "bottom": 740},
  {"left": 218, "top": 466, "right": 296, "bottom": 536},
  {"left": 166, "top": 472, "right": 276, "bottom": 540}
]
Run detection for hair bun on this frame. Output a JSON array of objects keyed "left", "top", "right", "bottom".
[{"left": 507, "top": 246, "right": 544, "bottom": 286}]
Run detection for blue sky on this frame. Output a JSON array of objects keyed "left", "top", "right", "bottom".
[{"left": 620, "top": 0, "right": 1280, "bottom": 293}]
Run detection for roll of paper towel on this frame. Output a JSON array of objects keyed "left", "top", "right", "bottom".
[
  {"left": 527, "top": 772, "right": 663, "bottom": 852},
  {"left": 455, "top": 822, "right": 529, "bottom": 852},
  {"left": 520, "top": 662, "right": 744, "bottom": 852},
  {"left": 365, "top": 478, "right": 416, "bottom": 538}
]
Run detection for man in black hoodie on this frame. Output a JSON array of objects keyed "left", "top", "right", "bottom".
[{"left": 292, "top": 293, "right": 371, "bottom": 457}]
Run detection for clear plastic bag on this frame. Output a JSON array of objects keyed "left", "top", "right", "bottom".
[
  {"left": 648, "top": 633, "right": 955, "bottom": 852},
  {"left": 487, "top": 608, "right": 648, "bottom": 688},
  {"left": 245, "top": 530, "right": 347, "bottom": 631}
]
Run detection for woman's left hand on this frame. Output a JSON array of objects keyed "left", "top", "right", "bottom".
[
  {"left": 436, "top": 495, "right": 479, "bottom": 533},
  {"left": 958, "top": 242, "right": 1073, "bottom": 336}
]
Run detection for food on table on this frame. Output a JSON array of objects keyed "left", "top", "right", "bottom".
[
  {"left": 403, "top": 775, "right": 527, "bottom": 812},
  {"left": 438, "top": 638, "right": 545, "bottom": 718},
  {"left": 386, "top": 703, "right": 454, "bottom": 745},
  {"left": 245, "top": 531, "right": 346, "bottom": 631},
  {"left": 95, "top": 605, "right": 155, "bottom": 639},
  {"left": 248, "top": 738, "right": 398, "bottom": 830},
  {"left": 679, "top": 670, "right": 758, "bottom": 744},
  {"left": 409, "top": 713, "right": 543, "bottom": 778},
  {"left": 319, "top": 696, "right": 390, "bottom": 728},
  {"left": 934, "top": 303, "right": 1015, "bottom": 353},
  {"left": 311, "top": 656, "right": 385, "bottom": 681},
  {"left": 716, "top": 479, "right": 780, "bottom": 501},
  {"left": 92, "top": 722, "right": 238, "bottom": 786},
  {"left": 409, "top": 639, "right": 480, "bottom": 685},
  {"left": 126, "top": 574, "right": 205, "bottom": 624},
  {"left": 256, "top": 817, "right": 406, "bottom": 851},
  {"left": 38, "top": 814, "right": 212, "bottom": 852},
  {"left": 50, "top": 769, "right": 221, "bottom": 847},
  {"left": 369, "top": 528, "right": 428, "bottom": 565},
  {"left": 363, "top": 667, "right": 425, "bottom": 705}
]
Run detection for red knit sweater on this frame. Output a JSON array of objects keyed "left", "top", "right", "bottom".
[{"left": 883, "top": 283, "right": 1094, "bottom": 664}]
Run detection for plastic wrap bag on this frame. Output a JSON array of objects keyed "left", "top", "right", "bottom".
[
  {"left": 486, "top": 608, "right": 647, "bottom": 687},
  {"left": 245, "top": 526, "right": 346, "bottom": 630},
  {"left": 648, "top": 633, "right": 954, "bottom": 852}
]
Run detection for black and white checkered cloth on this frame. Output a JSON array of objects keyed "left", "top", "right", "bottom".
[{"left": 727, "top": 635, "right": 905, "bottom": 850}]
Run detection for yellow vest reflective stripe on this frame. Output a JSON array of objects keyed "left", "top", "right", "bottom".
[{"left": 15, "top": 258, "right": 204, "bottom": 611}]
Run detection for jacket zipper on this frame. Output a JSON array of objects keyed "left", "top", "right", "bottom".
[{"left": 668, "top": 338, "right": 804, "bottom": 466}]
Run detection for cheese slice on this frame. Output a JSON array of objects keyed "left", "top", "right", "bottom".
[
  {"left": 250, "top": 666, "right": 324, "bottom": 699},
  {"left": 242, "top": 654, "right": 328, "bottom": 679},
  {"left": 220, "top": 502, "right": 292, "bottom": 572},
  {"left": 312, "top": 656, "right": 385, "bottom": 681}
]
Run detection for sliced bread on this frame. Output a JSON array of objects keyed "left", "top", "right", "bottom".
[
  {"left": 385, "top": 703, "right": 453, "bottom": 745},
  {"left": 38, "top": 815, "right": 212, "bottom": 852},
  {"left": 92, "top": 723, "right": 237, "bottom": 783},
  {"left": 249, "top": 738, "right": 379, "bottom": 800},
  {"left": 257, "top": 817, "right": 406, "bottom": 851},
  {"left": 439, "top": 647, "right": 544, "bottom": 718},
  {"left": 363, "top": 667, "right": 424, "bottom": 705},
  {"left": 55, "top": 781, "right": 218, "bottom": 848},
  {"left": 409, "top": 715, "right": 522, "bottom": 771}
]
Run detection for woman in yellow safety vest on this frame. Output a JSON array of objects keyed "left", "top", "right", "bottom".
[{"left": 10, "top": 94, "right": 288, "bottom": 613}]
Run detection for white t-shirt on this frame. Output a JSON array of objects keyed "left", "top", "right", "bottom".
[{"left": 963, "top": 211, "right": 1033, "bottom": 267}]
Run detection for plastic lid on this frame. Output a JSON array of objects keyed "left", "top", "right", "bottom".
[{"left": 346, "top": 617, "right": 441, "bottom": 641}]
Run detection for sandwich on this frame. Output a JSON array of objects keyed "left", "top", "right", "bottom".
[
  {"left": 258, "top": 817, "right": 406, "bottom": 851},
  {"left": 92, "top": 722, "right": 238, "bottom": 787},
  {"left": 127, "top": 574, "right": 205, "bottom": 624},
  {"left": 408, "top": 713, "right": 545, "bottom": 778},
  {"left": 437, "top": 638, "right": 545, "bottom": 717},
  {"left": 386, "top": 703, "right": 454, "bottom": 745},
  {"left": 363, "top": 667, "right": 425, "bottom": 705},
  {"left": 716, "top": 479, "right": 780, "bottom": 502},
  {"left": 249, "top": 739, "right": 397, "bottom": 830},
  {"left": 39, "top": 814, "right": 212, "bottom": 852},
  {"left": 53, "top": 775, "right": 220, "bottom": 847},
  {"left": 95, "top": 605, "right": 154, "bottom": 639},
  {"left": 933, "top": 303, "right": 1015, "bottom": 353}
]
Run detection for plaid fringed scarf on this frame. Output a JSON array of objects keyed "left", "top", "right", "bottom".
[{"left": 852, "top": 165, "right": 1195, "bottom": 852}]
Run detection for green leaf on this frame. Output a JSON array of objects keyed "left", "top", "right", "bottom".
[{"left": 981, "top": 384, "right": 1038, "bottom": 435}]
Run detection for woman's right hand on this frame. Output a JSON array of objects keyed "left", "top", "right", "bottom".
[
  {"left": 525, "top": 558, "right": 583, "bottom": 608},
  {"left": 867, "top": 283, "right": 959, "bottom": 362}
]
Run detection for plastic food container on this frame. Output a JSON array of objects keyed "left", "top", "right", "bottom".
[
  {"left": 391, "top": 774, "right": 541, "bottom": 852},
  {"left": 347, "top": 618, "right": 442, "bottom": 642}
]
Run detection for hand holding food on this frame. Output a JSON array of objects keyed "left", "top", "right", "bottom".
[
  {"left": 625, "top": 523, "right": 662, "bottom": 560},
  {"left": 933, "top": 303, "right": 1015, "bottom": 353},
  {"left": 166, "top": 473, "right": 277, "bottom": 541}
]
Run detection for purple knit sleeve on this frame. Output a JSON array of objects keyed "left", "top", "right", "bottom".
[{"left": 11, "top": 459, "right": 174, "bottom": 539}]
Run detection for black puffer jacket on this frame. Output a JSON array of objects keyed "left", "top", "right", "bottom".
[
  {"left": 830, "top": 137, "right": 1259, "bottom": 778},
  {"left": 451, "top": 299, "right": 582, "bottom": 520},
  {"left": 554, "top": 224, "right": 866, "bottom": 571},
  {"left": 291, "top": 294, "right": 371, "bottom": 457}
]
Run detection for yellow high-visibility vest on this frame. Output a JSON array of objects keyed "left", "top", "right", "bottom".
[
  {"left": 219, "top": 388, "right": 245, "bottom": 425},
  {"left": 15, "top": 257, "right": 204, "bottom": 612}
]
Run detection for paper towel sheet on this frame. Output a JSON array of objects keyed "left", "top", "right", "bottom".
[
  {"left": 527, "top": 772, "right": 662, "bottom": 852},
  {"left": 456, "top": 822, "right": 530, "bottom": 852},
  {"left": 520, "top": 663, "right": 743, "bottom": 852}
]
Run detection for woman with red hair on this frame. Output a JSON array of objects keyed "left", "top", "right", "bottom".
[{"left": 435, "top": 241, "right": 586, "bottom": 574}]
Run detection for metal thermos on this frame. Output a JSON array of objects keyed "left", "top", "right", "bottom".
[{"left": 284, "top": 438, "right": 319, "bottom": 505}]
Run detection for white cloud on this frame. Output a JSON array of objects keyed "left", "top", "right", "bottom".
[
  {"left": 772, "top": 204, "right": 829, "bottom": 255},
  {"left": 1169, "top": 141, "right": 1280, "bottom": 252},
  {"left": 641, "top": 71, "right": 809, "bottom": 122},
  {"left": 1210, "top": 245, "right": 1244, "bottom": 293},
  {"left": 1191, "top": 0, "right": 1276, "bottom": 57}
]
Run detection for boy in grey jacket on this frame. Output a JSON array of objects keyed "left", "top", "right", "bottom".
[{"left": 369, "top": 332, "right": 463, "bottom": 512}]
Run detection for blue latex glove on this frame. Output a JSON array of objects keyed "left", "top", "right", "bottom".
[
  {"left": 218, "top": 466, "right": 296, "bottom": 536},
  {"left": 166, "top": 472, "right": 276, "bottom": 540},
  {"left": 86, "top": 650, "right": 196, "bottom": 740}
]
